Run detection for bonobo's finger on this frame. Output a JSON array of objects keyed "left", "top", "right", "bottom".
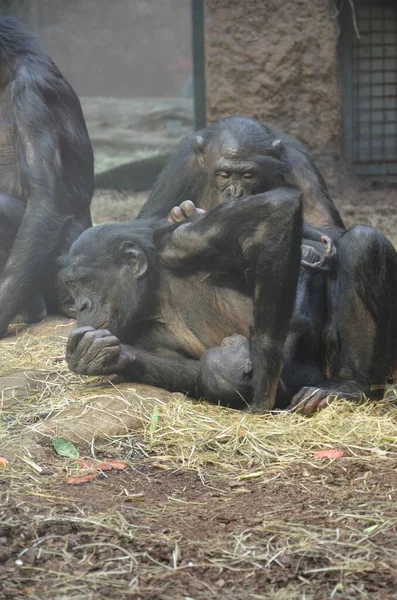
[
  {"left": 168, "top": 206, "right": 185, "bottom": 223},
  {"left": 299, "top": 391, "right": 326, "bottom": 415},
  {"left": 179, "top": 200, "right": 198, "bottom": 218},
  {"left": 67, "top": 332, "right": 120, "bottom": 373},
  {"left": 321, "top": 235, "right": 334, "bottom": 255},
  {"left": 66, "top": 326, "right": 95, "bottom": 359},
  {"left": 72, "top": 345, "right": 121, "bottom": 375},
  {"left": 83, "top": 335, "right": 120, "bottom": 363},
  {"left": 290, "top": 387, "right": 337, "bottom": 415},
  {"left": 289, "top": 386, "right": 312, "bottom": 408},
  {"left": 71, "top": 329, "right": 115, "bottom": 360},
  {"left": 318, "top": 396, "right": 336, "bottom": 411}
]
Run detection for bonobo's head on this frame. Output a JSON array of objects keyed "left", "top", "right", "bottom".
[
  {"left": 198, "top": 116, "right": 287, "bottom": 204},
  {"left": 59, "top": 222, "right": 158, "bottom": 340}
]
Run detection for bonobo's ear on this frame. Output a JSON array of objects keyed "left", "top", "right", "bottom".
[
  {"left": 120, "top": 242, "right": 148, "bottom": 277},
  {"left": 56, "top": 253, "right": 68, "bottom": 269},
  {"left": 194, "top": 134, "right": 205, "bottom": 167},
  {"left": 269, "top": 138, "right": 284, "bottom": 157}
]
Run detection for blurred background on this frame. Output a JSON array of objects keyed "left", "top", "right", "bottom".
[
  {"left": 0, "top": 0, "right": 396, "bottom": 235},
  {"left": 1, "top": 0, "right": 194, "bottom": 177}
]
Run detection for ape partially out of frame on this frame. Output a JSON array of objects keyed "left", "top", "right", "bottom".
[
  {"left": 138, "top": 116, "right": 344, "bottom": 231},
  {"left": 63, "top": 193, "right": 397, "bottom": 414},
  {"left": 0, "top": 18, "right": 94, "bottom": 336}
]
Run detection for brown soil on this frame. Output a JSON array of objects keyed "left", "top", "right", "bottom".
[{"left": 1, "top": 452, "right": 397, "bottom": 600}]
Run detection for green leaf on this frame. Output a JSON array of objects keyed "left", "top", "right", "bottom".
[{"left": 52, "top": 437, "right": 80, "bottom": 459}]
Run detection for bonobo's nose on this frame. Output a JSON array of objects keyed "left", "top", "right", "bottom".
[
  {"left": 226, "top": 185, "right": 244, "bottom": 199},
  {"left": 76, "top": 297, "right": 92, "bottom": 313}
]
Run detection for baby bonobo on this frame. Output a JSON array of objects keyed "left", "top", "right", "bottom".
[{"left": 63, "top": 189, "right": 397, "bottom": 414}]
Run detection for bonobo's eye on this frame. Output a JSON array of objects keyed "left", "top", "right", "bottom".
[
  {"left": 242, "top": 171, "right": 255, "bottom": 181},
  {"left": 216, "top": 171, "right": 230, "bottom": 180},
  {"left": 67, "top": 280, "right": 76, "bottom": 291}
]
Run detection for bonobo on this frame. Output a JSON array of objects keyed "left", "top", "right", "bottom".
[
  {"left": 64, "top": 189, "right": 303, "bottom": 413},
  {"left": 0, "top": 18, "right": 94, "bottom": 335},
  {"left": 138, "top": 116, "right": 344, "bottom": 231},
  {"left": 63, "top": 193, "right": 397, "bottom": 414}
]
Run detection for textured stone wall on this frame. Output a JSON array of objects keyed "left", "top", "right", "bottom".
[{"left": 205, "top": 0, "right": 343, "bottom": 155}]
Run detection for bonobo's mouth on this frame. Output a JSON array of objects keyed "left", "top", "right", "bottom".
[
  {"left": 77, "top": 317, "right": 110, "bottom": 331},
  {"left": 223, "top": 193, "right": 249, "bottom": 202}
]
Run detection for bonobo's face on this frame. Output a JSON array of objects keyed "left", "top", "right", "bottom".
[
  {"left": 207, "top": 132, "right": 284, "bottom": 204},
  {"left": 59, "top": 224, "right": 154, "bottom": 340}
]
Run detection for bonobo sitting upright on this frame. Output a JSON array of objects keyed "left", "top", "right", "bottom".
[
  {"left": 0, "top": 18, "right": 93, "bottom": 336},
  {"left": 63, "top": 191, "right": 397, "bottom": 414},
  {"left": 138, "top": 116, "right": 344, "bottom": 231}
]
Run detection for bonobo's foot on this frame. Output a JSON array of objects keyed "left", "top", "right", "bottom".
[
  {"left": 21, "top": 293, "right": 47, "bottom": 324},
  {"left": 289, "top": 380, "right": 368, "bottom": 415},
  {"left": 168, "top": 200, "right": 206, "bottom": 224},
  {"left": 301, "top": 235, "right": 336, "bottom": 273},
  {"left": 66, "top": 326, "right": 126, "bottom": 375},
  {"left": 0, "top": 321, "right": 8, "bottom": 338}
]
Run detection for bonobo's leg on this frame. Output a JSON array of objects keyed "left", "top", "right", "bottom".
[
  {"left": 0, "top": 194, "right": 47, "bottom": 324},
  {"left": 198, "top": 249, "right": 327, "bottom": 411},
  {"left": 162, "top": 188, "right": 302, "bottom": 412},
  {"left": 290, "top": 225, "right": 397, "bottom": 414}
]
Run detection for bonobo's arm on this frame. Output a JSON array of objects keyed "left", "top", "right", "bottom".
[
  {"left": 160, "top": 188, "right": 303, "bottom": 412},
  {"left": 0, "top": 66, "right": 93, "bottom": 334},
  {"left": 280, "top": 137, "right": 345, "bottom": 230},
  {"left": 66, "top": 327, "right": 201, "bottom": 394}
]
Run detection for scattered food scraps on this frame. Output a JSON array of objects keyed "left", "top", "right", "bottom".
[
  {"left": 67, "top": 474, "right": 98, "bottom": 485},
  {"left": 313, "top": 449, "right": 344, "bottom": 459}
]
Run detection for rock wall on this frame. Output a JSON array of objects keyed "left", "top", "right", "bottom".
[{"left": 205, "top": 0, "right": 343, "bottom": 156}]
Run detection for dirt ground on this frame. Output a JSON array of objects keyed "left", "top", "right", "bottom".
[
  {"left": 2, "top": 454, "right": 397, "bottom": 600},
  {"left": 1, "top": 180, "right": 397, "bottom": 600}
]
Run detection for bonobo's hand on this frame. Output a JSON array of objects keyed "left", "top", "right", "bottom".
[
  {"left": 66, "top": 326, "right": 126, "bottom": 375},
  {"left": 301, "top": 235, "right": 336, "bottom": 273},
  {"left": 168, "top": 200, "right": 206, "bottom": 224},
  {"left": 289, "top": 381, "right": 363, "bottom": 415}
]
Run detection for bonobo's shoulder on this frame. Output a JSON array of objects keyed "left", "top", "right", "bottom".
[
  {"left": 0, "top": 17, "right": 43, "bottom": 60},
  {"left": 0, "top": 18, "right": 69, "bottom": 94}
]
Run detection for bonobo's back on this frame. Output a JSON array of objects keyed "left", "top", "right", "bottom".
[{"left": 0, "top": 17, "right": 94, "bottom": 215}]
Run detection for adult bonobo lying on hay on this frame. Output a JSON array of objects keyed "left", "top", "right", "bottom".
[
  {"left": 0, "top": 18, "right": 93, "bottom": 336},
  {"left": 62, "top": 192, "right": 397, "bottom": 414},
  {"left": 137, "top": 116, "right": 344, "bottom": 231}
]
